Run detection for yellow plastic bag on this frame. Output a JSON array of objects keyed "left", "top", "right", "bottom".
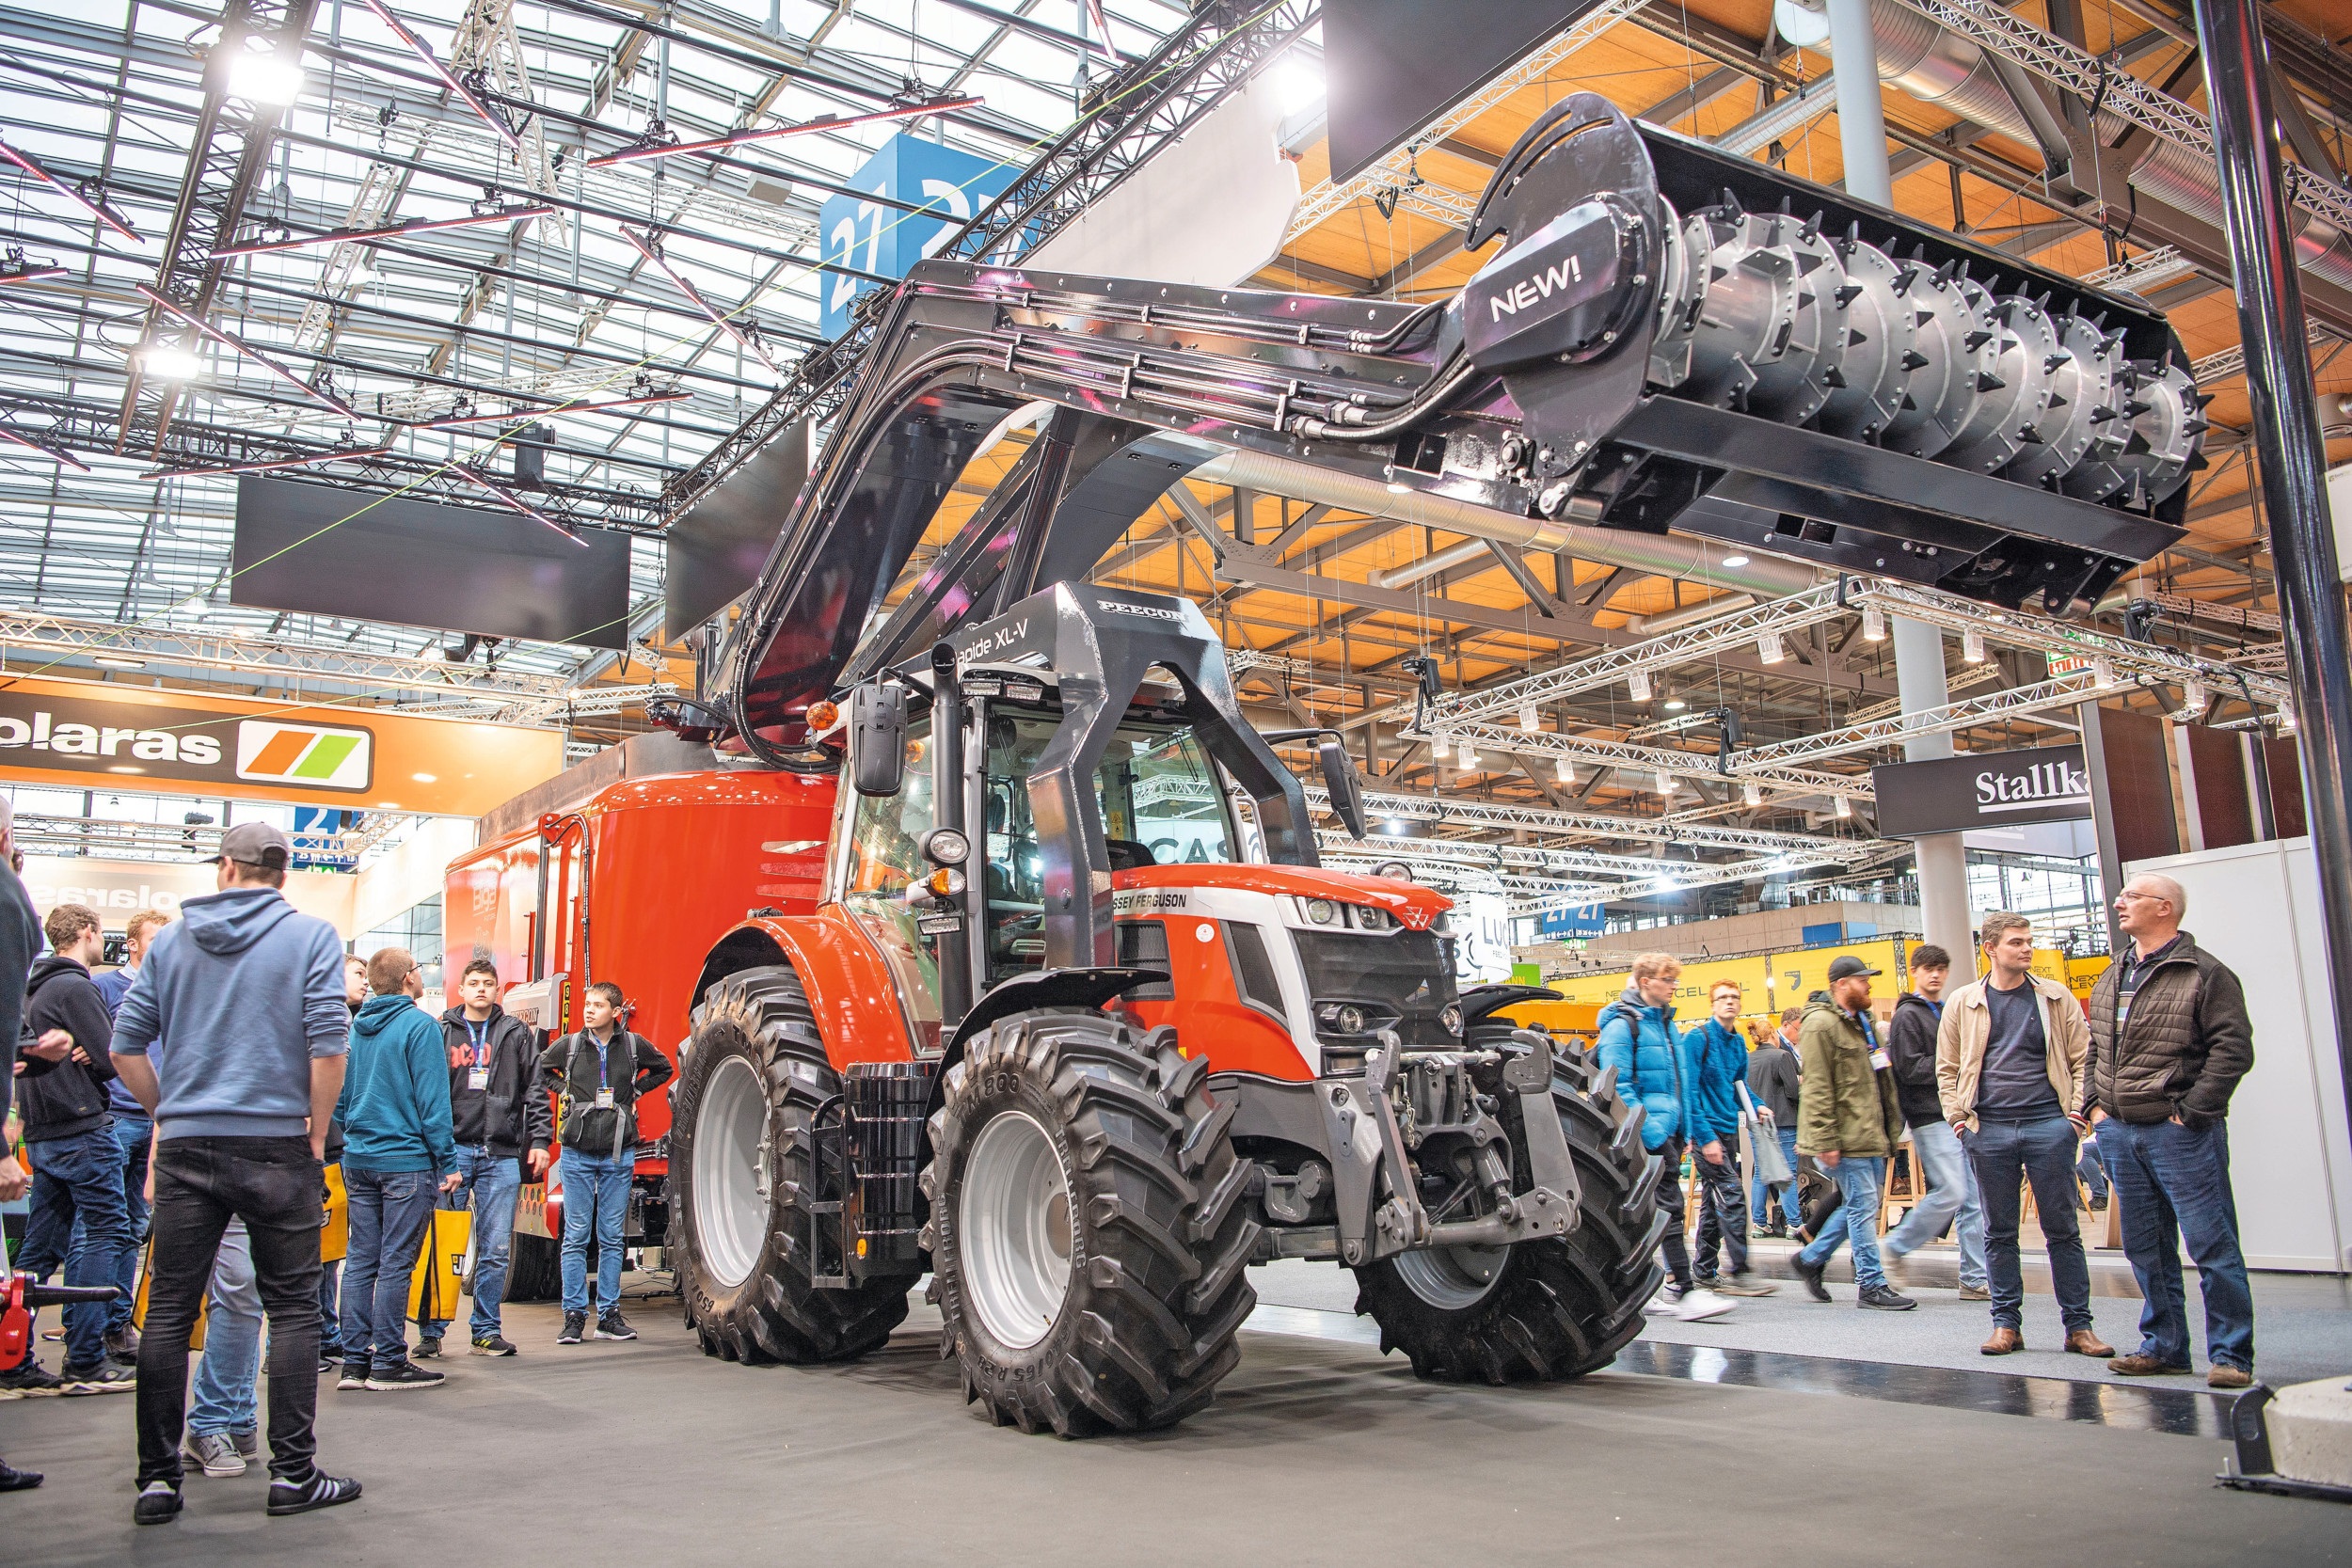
[
  {"left": 133, "top": 1247, "right": 209, "bottom": 1352},
  {"left": 322, "top": 1163, "right": 348, "bottom": 1263},
  {"left": 406, "top": 1207, "right": 472, "bottom": 1326}
]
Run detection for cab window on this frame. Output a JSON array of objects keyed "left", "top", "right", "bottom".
[{"left": 840, "top": 716, "right": 942, "bottom": 1051}]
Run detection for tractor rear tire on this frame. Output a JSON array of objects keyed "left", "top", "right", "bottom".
[
  {"left": 670, "top": 964, "right": 912, "bottom": 1364},
  {"left": 1350, "top": 1031, "right": 1668, "bottom": 1383},
  {"left": 503, "top": 1233, "right": 562, "bottom": 1303},
  {"left": 922, "top": 1011, "right": 1259, "bottom": 1436}
]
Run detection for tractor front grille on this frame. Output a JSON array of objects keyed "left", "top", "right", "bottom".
[{"left": 1292, "top": 929, "right": 1460, "bottom": 1048}]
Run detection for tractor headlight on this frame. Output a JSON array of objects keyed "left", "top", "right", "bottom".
[
  {"left": 1354, "top": 905, "right": 1391, "bottom": 931},
  {"left": 1305, "top": 898, "right": 1338, "bottom": 926},
  {"left": 1439, "top": 1004, "right": 1464, "bottom": 1037},
  {"left": 921, "top": 827, "right": 971, "bottom": 865},
  {"left": 1315, "top": 1003, "right": 1368, "bottom": 1036}
]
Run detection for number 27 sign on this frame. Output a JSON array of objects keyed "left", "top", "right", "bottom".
[{"left": 818, "top": 133, "right": 1017, "bottom": 338}]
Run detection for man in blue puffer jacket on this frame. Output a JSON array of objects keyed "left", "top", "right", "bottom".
[
  {"left": 1688, "top": 981, "right": 1775, "bottom": 1296},
  {"left": 1597, "top": 952, "right": 1735, "bottom": 1322}
]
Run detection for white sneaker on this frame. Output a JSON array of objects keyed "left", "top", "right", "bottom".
[
  {"left": 1672, "top": 1288, "right": 1738, "bottom": 1322},
  {"left": 1643, "top": 1284, "right": 1681, "bottom": 1316}
]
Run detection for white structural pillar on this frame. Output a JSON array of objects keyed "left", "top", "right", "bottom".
[{"left": 1827, "top": 0, "right": 1974, "bottom": 978}]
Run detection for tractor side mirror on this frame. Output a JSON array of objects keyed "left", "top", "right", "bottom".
[
  {"left": 850, "top": 682, "right": 908, "bottom": 797},
  {"left": 1317, "top": 735, "right": 1370, "bottom": 840}
]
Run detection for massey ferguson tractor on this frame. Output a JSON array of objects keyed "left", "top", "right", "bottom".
[{"left": 454, "top": 97, "right": 2198, "bottom": 1434}]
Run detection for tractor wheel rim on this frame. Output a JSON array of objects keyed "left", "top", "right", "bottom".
[
  {"left": 1393, "top": 1239, "right": 1510, "bottom": 1311},
  {"left": 959, "top": 1109, "right": 1074, "bottom": 1350},
  {"left": 693, "top": 1053, "right": 768, "bottom": 1290}
]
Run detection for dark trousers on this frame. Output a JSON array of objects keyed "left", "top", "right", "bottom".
[
  {"left": 1965, "top": 1115, "right": 2093, "bottom": 1334},
  {"left": 339, "top": 1168, "right": 437, "bottom": 1372},
  {"left": 66, "top": 1112, "right": 151, "bottom": 1334},
  {"left": 18, "top": 1125, "right": 132, "bottom": 1370},
  {"left": 135, "top": 1136, "right": 324, "bottom": 1487},
  {"left": 1655, "top": 1137, "right": 1692, "bottom": 1291},
  {"left": 1692, "top": 1147, "right": 1750, "bottom": 1278}
]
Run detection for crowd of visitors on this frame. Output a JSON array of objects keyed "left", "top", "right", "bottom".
[{"left": 0, "top": 810, "right": 665, "bottom": 1524}]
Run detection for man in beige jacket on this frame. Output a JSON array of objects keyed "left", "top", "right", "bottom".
[{"left": 1935, "top": 911, "right": 2113, "bottom": 1359}]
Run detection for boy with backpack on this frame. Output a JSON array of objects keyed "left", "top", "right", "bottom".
[{"left": 536, "top": 982, "right": 672, "bottom": 1345}]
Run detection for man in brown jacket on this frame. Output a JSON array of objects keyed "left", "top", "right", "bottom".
[
  {"left": 1788, "top": 957, "right": 1914, "bottom": 1310},
  {"left": 2080, "top": 873, "right": 2254, "bottom": 1388},
  {"left": 1936, "top": 911, "right": 2113, "bottom": 1360}
]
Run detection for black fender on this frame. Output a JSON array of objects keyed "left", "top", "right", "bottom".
[
  {"left": 1459, "top": 982, "right": 1563, "bottom": 1026},
  {"left": 944, "top": 966, "right": 1168, "bottom": 1055}
]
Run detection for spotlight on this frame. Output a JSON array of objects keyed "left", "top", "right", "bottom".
[
  {"left": 1834, "top": 796, "right": 1852, "bottom": 819},
  {"left": 1431, "top": 731, "right": 1450, "bottom": 761},
  {"left": 1555, "top": 756, "right": 1574, "bottom": 784},
  {"left": 1662, "top": 697, "right": 1687, "bottom": 712},
  {"left": 1743, "top": 781, "right": 1762, "bottom": 807},
  {"left": 141, "top": 345, "right": 202, "bottom": 381},
  {"left": 1721, "top": 553, "right": 1750, "bottom": 568},
  {"left": 1862, "top": 605, "right": 1885, "bottom": 641},
  {"left": 92, "top": 654, "right": 146, "bottom": 671},
  {"left": 1629, "top": 670, "right": 1652, "bottom": 703},
  {"left": 2181, "top": 678, "right": 2206, "bottom": 715},
  {"left": 227, "top": 48, "right": 307, "bottom": 103},
  {"left": 1457, "top": 741, "right": 1479, "bottom": 769},
  {"left": 1655, "top": 770, "right": 1674, "bottom": 796},
  {"left": 1963, "top": 627, "right": 1986, "bottom": 663},
  {"left": 1518, "top": 703, "right": 1539, "bottom": 733},
  {"left": 2090, "top": 656, "right": 2117, "bottom": 688}
]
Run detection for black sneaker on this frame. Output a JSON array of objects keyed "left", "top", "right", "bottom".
[
  {"left": 1791, "top": 1252, "right": 1832, "bottom": 1302},
  {"left": 0, "top": 1359, "right": 66, "bottom": 1397},
  {"left": 267, "top": 1469, "right": 362, "bottom": 1517},
  {"left": 105, "top": 1324, "right": 140, "bottom": 1365},
  {"left": 0, "top": 1460, "right": 42, "bottom": 1491},
  {"left": 364, "top": 1360, "right": 446, "bottom": 1391},
  {"left": 414, "top": 1337, "right": 442, "bottom": 1360},
  {"left": 471, "top": 1334, "right": 516, "bottom": 1356},
  {"left": 134, "top": 1480, "right": 183, "bottom": 1525},
  {"left": 337, "top": 1361, "right": 370, "bottom": 1391},
  {"left": 595, "top": 1309, "right": 637, "bottom": 1341},
  {"left": 557, "top": 1311, "right": 586, "bottom": 1345},
  {"left": 1858, "top": 1283, "right": 1918, "bottom": 1311},
  {"left": 59, "top": 1361, "right": 135, "bottom": 1394}
]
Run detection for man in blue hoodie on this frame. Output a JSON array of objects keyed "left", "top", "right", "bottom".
[
  {"left": 1596, "top": 952, "right": 1734, "bottom": 1323},
  {"left": 335, "top": 946, "right": 461, "bottom": 1393},
  {"left": 1689, "top": 980, "right": 1774, "bottom": 1296},
  {"left": 110, "top": 821, "right": 361, "bottom": 1525}
]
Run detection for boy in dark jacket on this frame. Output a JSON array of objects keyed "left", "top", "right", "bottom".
[
  {"left": 17, "top": 904, "right": 135, "bottom": 1388},
  {"left": 1745, "top": 1009, "right": 1803, "bottom": 1235},
  {"left": 420, "top": 959, "right": 550, "bottom": 1358},
  {"left": 1879, "top": 945, "right": 1987, "bottom": 1298},
  {"left": 537, "top": 981, "right": 672, "bottom": 1345},
  {"left": 1689, "top": 980, "right": 1772, "bottom": 1295}
]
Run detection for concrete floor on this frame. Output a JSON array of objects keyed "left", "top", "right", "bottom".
[{"left": 5, "top": 1284, "right": 2346, "bottom": 1566}]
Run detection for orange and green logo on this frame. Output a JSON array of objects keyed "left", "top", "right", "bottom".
[{"left": 234, "top": 720, "right": 373, "bottom": 791}]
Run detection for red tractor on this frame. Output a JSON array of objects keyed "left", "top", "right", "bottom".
[{"left": 451, "top": 95, "right": 2193, "bottom": 1431}]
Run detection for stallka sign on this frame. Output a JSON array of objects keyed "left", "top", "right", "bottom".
[{"left": 1870, "top": 743, "right": 2094, "bottom": 839}]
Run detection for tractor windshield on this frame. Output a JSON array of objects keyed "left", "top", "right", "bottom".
[{"left": 981, "top": 711, "right": 1235, "bottom": 985}]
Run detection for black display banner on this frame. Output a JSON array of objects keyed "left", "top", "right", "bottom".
[{"left": 1870, "top": 744, "right": 2092, "bottom": 838}]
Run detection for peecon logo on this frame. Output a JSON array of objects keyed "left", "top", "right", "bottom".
[{"left": 235, "top": 720, "right": 373, "bottom": 791}]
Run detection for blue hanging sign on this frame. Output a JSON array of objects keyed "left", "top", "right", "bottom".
[{"left": 818, "top": 134, "right": 1018, "bottom": 338}]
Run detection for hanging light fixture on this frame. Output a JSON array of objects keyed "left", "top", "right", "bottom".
[
  {"left": 1862, "top": 604, "right": 1886, "bottom": 641},
  {"left": 1518, "top": 703, "right": 1539, "bottom": 733},
  {"left": 1457, "top": 740, "right": 1479, "bottom": 769},
  {"left": 1743, "top": 781, "right": 1762, "bottom": 807},
  {"left": 1555, "top": 755, "right": 1574, "bottom": 784},
  {"left": 1758, "top": 631, "right": 1786, "bottom": 664},
  {"left": 1834, "top": 796, "right": 1852, "bottom": 819},
  {"left": 1431, "top": 730, "right": 1450, "bottom": 761},
  {"left": 2090, "top": 655, "right": 2118, "bottom": 688},
  {"left": 1655, "top": 770, "right": 1675, "bottom": 796},
  {"left": 1963, "top": 627, "right": 1986, "bottom": 663},
  {"left": 2181, "top": 678, "right": 2207, "bottom": 715},
  {"left": 1629, "top": 670, "right": 1652, "bottom": 703},
  {"left": 2277, "top": 698, "right": 2297, "bottom": 732}
]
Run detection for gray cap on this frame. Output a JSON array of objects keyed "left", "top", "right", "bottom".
[
  {"left": 1826, "top": 955, "right": 1882, "bottom": 982},
  {"left": 209, "top": 820, "right": 292, "bottom": 871}
]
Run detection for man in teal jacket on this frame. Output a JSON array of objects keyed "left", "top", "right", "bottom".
[
  {"left": 1689, "top": 980, "right": 1774, "bottom": 1295},
  {"left": 334, "top": 948, "right": 460, "bottom": 1392},
  {"left": 1596, "top": 953, "right": 1734, "bottom": 1322}
]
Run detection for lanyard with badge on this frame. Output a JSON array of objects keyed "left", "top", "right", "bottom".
[
  {"left": 1859, "top": 1011, "right": 1891, "bottom": 1071},
  {"left": 465, "top": 1019, "right": 492, "bottom": 1091},
  {"left": 594, "top": 1032, "right": 616, "bottom": 1110}
]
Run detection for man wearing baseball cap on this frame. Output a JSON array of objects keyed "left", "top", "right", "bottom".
[
  {"left": 109, "top": 819, "right": 362, "bottom": 1524},
  {"left": 1788, "top": 955, "right": 1915, "bottom": 1310}
]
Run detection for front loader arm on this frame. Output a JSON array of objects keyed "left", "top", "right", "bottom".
[{"left": 694, "top": 92, "right": 2201, "bottom": 751}]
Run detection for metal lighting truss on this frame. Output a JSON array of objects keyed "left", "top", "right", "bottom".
[
  {"left": 0, "top": 610, "right": 570, "bottom": 700},
  {"left": 656, "top": 0, "right": 1316, "bottom": 527},
  {"left": 1891, "top": 0, "right": 2352, "bottom": 234},
  {"left": 1316, "top": 836, "right": 1871, "bottom": 918},
  {"left": 2080, "top": 245, "right": 2200, "bottom": 293},
  {"left": 1734, "top": 673, "right": 2111, "bottom": 769},
  {"left": 8, "top": 810, "right": 406, "bottom": 862},
  {"left": 1280, "top": 0, "right": 1651, "bottom": 241},
  {"left": 1440, "top": 719, "right": 1871, "bottom": 800},
  {"left": 2190, "top": 325, "right": 2337, "bottom": 388},
  {"left": 1301, "top": 784, "right": 1836, "bottom": 854},
  {"left": 1418, "top": 581, "right": 1849, "bottom": 730}
]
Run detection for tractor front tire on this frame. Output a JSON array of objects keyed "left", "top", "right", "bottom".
[
  {"left": 923, "top": 1011, "right": 1258, "bottom": 1436},
  {"left": 670, "top": 964, "right": 911, "bottom": 1363},
  {"left": 1350, "top": 1031, "right": 1668, "bottom": 1383}
]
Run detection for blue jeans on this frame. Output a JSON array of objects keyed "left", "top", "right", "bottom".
[
  {"left": 2098, "top": 1116, "right": 2254, "bottom": 1371},
  {"left": 1966, "top": 1115, "right": 2093, "bottom": 1333},
  {"left": 188, "top": 1221, "right": 262, "bottom": 1437},
  {"left": 426, "top": 1147, "right": 525, "bottom": 1340},
  {"left": 559, "top": 1148, "right": 632, "bottom": 1315},
  {"left": 1882, "top": 1121, "right": 1988, "bottom": 1290},
  {"left": 66, "top": 1113, "right": 151, "bottom": 1333},
  {"left": 1753, "top": 1126, "right": 1802, "bottom": 1229},
  {"left": 1797, "top": 1155, "right": 1887, "bottom": 1290},
  {"left": 2077, "top": 1138, "right": 2110, "bottom": 1201},
  {"left": 17, "top": 1124, "right": 132, "bottom": 1369},
  {"left": 339, "top": 1168, "right": 437, "bottom": 1372}
]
